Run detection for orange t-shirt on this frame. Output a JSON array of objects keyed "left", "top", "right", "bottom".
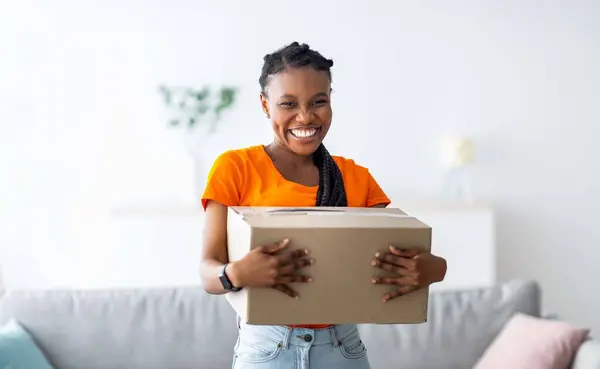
[{"left": 201, "top": 145, "right": 391, "bottom": 328}]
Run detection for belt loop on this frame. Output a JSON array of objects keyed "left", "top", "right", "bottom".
[
  {"left": 281, "top": 326, "right": 293, "bottom": 349},
  {"left": 329, "top": 325, "right": 340, "bottom": 347}
]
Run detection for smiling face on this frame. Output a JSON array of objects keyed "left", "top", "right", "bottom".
[{"left": 260, "top": 67, "right": 332, "bottom": 156}]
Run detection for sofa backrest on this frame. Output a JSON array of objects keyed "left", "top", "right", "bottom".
[
  {"left": 0, "top": 286, "right": 238, "bottom": 369},
  {"left": 359, "top": 279, "right": 541, "bottom": 369},
  {"left": 0, "top": 280, "right": 541, "bottom": 369}
]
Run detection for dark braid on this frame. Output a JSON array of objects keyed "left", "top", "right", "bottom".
[
  {"left": 260, "top": 42, "right": 348, "bottom": 207},
  {"left": 313, "top": 144, "right": 348, "bottom": 207}
]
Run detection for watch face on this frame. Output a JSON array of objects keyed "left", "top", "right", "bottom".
[{"left": 219, "top": 273, "right": 232, "bottom": 290}]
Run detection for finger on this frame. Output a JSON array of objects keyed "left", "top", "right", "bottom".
[
  {"left": 272, "top": 284, "right": 299, "bottom": 299},
  {"left": 262, "top": 238, "right": 290, "bottom": 254},
  {"left": 277, "top": 248, "right": 310, "bottom": 265},
  {"left": 278, "top": 257, "right": 314, "bottom": 274},
  {"left": 382, "top": 285, "right": 420, "bottom": 302},
  {"left": 374, "top": 253, "right": 416, "bottom": 270},
  {"left": 375, "top": 252, "right": 406, "bottom": 268},
  {"left": 389, "top": 245, "right": 421, "bottom": 258},
  {"left": 276, "top": 274, "right": 313, "bottom": 284},
  {"left": 371, "top": 259, "right": 404, "bottom": 275},
  {"left": 371, "top": 276, "right": 416, "bottom": 286}
]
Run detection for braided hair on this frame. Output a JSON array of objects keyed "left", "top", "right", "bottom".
[{"left": 259, "top": 42, "right": 348, "bottom": 207}]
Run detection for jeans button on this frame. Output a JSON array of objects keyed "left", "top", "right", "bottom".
[{"left": 304, "top": 334, "right": 313, "bottom": 342}]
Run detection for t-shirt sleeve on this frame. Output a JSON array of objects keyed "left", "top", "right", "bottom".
[
  {"left": 201, "top": 151, "right": 244, "bottom": 211},
  {"left": 366, "top": 171, "right": 391, "bottom": 207}
]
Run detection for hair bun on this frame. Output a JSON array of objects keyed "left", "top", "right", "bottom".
[
  {"left": 290, "top": 41, "right": 300, "bottom": 47},
  {"left": 263, "top": 53, "right": 271, "bottom": 61}
]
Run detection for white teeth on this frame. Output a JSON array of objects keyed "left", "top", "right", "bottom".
[{"left": 290, "top": 128, "right": 317, "bottom": 138}]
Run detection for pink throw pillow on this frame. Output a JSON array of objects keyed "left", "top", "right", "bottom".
[{"left": 473, "top": 313, "right": 589, "bottom": 369}]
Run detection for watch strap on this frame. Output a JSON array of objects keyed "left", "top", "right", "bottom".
[{"left": 220, "top": 264, "right": 242, "bottom": 292}]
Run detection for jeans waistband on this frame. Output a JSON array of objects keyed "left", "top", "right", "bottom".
[{"left": 238, "top": 322, "right": 359, "bottom": 349}]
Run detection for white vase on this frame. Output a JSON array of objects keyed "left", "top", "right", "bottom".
[
  {"left": 183, "top": 128, "right": 211, "bottom": 208},
  {"left": 150, "top": 130, "right": 197, "bottom": 208},
  {"left": 192, "top": 157, "right": 208, "bottom": 207}
]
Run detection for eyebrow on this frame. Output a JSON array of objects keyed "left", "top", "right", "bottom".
[{"left": 279, "top": 92, "right": 329, "bottom": 100}]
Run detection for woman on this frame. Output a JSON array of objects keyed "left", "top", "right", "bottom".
[{"left": 200, "top": 42, "right": 447, "bottom": 369}]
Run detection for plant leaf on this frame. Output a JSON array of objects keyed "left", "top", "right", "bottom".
[
  {"left": 158, "top": 85, "right": 172, "bottom": 105},
  {"left": 214, "top": 87, "right": 237, "bottom": 119},
  {"left": 178, "top": 98, "right": 187, "bottom": 109},
  {"left": 194, "top": 87, "right": 210, "bottom": 102}
]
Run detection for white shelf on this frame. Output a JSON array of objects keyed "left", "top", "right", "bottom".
[{"left": 108, "top": 198, "right": 493, "bottom": 218}]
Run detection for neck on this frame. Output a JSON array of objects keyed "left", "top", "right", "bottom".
[{"left": 265, "top": 141, "right": 314, "bottom": 167}]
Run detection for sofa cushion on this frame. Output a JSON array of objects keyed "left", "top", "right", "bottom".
[
  {"left": 0, "top": 319, "right": 54, "bottom": 369},
  {"left": 0, "top": 287, "right": 238, "bottom": 369},
  {"left": 473, "top": 312, "right": 589, "bottom": 369},
  {"left": 358, "top": 279, "right": 541, "bottom": 369}
]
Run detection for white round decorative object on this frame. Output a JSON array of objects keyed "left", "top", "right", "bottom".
[{"left": 440, "top": 137, "right": 475, "bottom": 168}]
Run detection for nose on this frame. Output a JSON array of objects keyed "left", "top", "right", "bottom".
[{"left": 295, "top": 109, "right": 313, "bottom": 124}]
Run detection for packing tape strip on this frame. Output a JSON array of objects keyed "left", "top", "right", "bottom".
[{"left": 257, "top": 210, "right": 414, "bottom": 218}]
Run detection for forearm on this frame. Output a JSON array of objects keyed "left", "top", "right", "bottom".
[
  {"left": 200, "top": 259, "right": 243, "bottom": 295},
  {"left": 200, "top": 259, "right": 229, "bottom": 295}
]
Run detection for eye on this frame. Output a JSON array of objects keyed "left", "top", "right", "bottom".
[
  {"left": 279, "top": 101, "right": 297, "bottom": 109},
  {"left": 312, "top": 99, "right": 328, "bottom": 107}
]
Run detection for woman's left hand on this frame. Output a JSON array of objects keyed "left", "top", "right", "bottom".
[{"left": 371, "top": 245, "right": 447, "bottom": 302}]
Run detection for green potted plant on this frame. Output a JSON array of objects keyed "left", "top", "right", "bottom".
[
  {"left": 158, "top": 85, "right": 237, "bottom": 132},
  {"left": 158, "top": 84, "right": 238, "bottom": 204}
]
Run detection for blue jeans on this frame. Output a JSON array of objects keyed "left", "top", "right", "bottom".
[{"left": 232, "top": 321, "right": 371, "bottom": 369}]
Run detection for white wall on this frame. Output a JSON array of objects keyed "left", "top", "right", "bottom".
[{"left": 1, "top": 1, "right": 600, "bottom": 333}]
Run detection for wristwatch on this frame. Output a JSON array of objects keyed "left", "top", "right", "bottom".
[{"left": 219, "top": 264, "right": 242, "bottom": 292}]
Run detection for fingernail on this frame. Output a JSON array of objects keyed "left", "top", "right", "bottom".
[
  {"left": 371, "top": 260, "right": 378, "bottom": 266},
  {"left": 294, "top": 295, "right": 300, "bottom": 300},
  {"left": 375, "top": 252, "right": 380, "bottom": 257},
  {"left": 307, "top": 277, "right": 313, "bottom": 283},
  {"left": 304, "top": 249, "right": 310, "bottom": 254},
  {"left": 281, "top": 238, "right": 290, "bottom": 245},
  {"left": 310, "top": 258, "right": 315, "bottom": 264},
  {"left": 371, "top": 278, "right": 377, "bottom": 284}
]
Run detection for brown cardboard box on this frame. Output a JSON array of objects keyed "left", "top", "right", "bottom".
[{"left": 225, "top": 206, "right": 432, "bottom": 325}]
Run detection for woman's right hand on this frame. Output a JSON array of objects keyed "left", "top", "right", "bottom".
[{"left": 229, "top": 238, "right": 313, "bottom": 299}]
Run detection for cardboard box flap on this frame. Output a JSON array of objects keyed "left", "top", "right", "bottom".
[
  {"left": 231, "top": 206, "right": 409, "bottom": 217},
  {"left": 260, "top": 209, "right": 412, "bottom": 217},
  {"left": 229, "top": 206, "right": 430, "bottom": 229}
]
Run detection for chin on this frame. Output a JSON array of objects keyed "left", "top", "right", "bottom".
[{"left": 288, "top": 143, "right": 321, "bottom": 156}]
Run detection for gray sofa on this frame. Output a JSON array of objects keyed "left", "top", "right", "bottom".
[{"left": 1, "top": 280, "right": 599, "bottom": 369}]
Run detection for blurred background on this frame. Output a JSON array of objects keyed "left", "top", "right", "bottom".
[{"left": 1, "top": 0, "right": 599, "bottom": 336}]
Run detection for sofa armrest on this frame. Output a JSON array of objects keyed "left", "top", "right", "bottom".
[{"left": 572, "top": 340, "right": 600, "bottom": 369}]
